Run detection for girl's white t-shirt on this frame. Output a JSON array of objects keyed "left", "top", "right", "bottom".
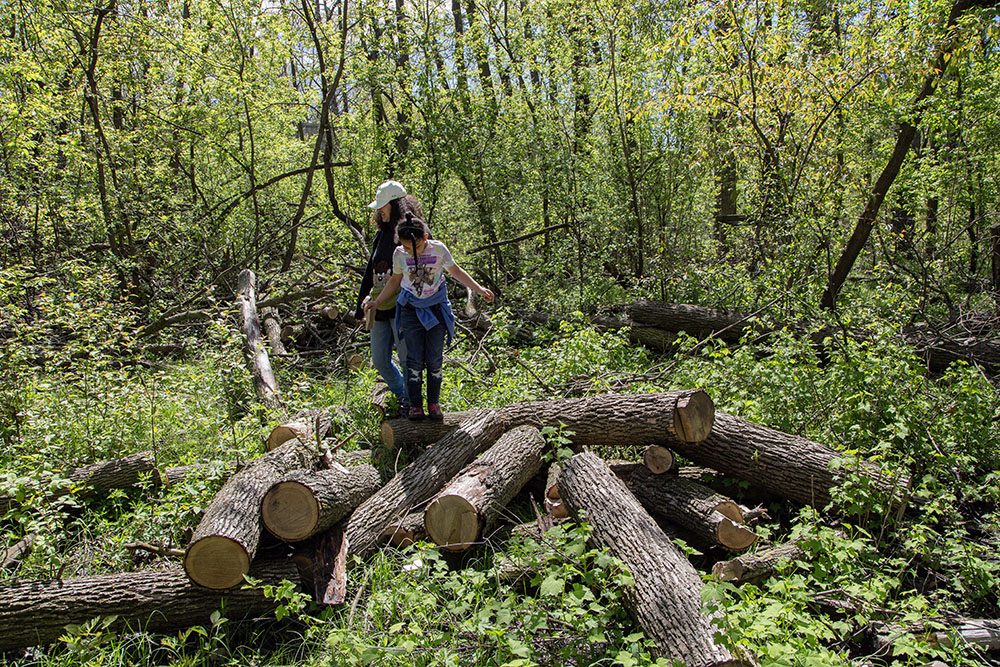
[{"left": 392, "top": 240, "right": 455, "bottom": 299}]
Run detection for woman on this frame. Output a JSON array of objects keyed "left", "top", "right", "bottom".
[{"left": 354, "top": 180, "right": 424, "bottom": 416}]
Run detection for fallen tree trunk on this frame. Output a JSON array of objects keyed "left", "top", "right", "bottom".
[
  {"left": 345, "top": 410, "right": 506, "bottom": 559},
  {"left": 712, "top": 538, "right": 806, "bottom": 584},
  {"left": 261, "top": 306, "right": 287, "bottom": 356},
  {"left": 1, "top": 534, "right": 35, "bottom": 570},
  {"left": 381, "top": 391, "right": 714, "bottom": 449},
  {"left": 627, "top": 467, "right": 757, "bottom": 551},
  {"left": 1, "top": 451, "right": 159, "bottom": 516},
  {"left": 630, "top": 301, "right": 757, "bottom": 343},
  {"left": 667, "top": 412, "right": 908, "bottom": 508},
  {"left": 0, "top": 556, "right": 300, "bottom": 652},
  {"left": 643, "top": 445, "right": 675, "bottom": 474},
  {"left": 184, "top": 440, "right": 317, "bottom": 589},
  {"left": 380, "top": 411, "right": 474, "bottom": 449},
  {"left": 544, "top": 464, "right": 568, "bottom": 519},
  {"left": 874, "top": 618, "right": 1000, "bottom": 654},
  {"left": 558, "top": 452, "right": 744, "bottom": 666},
  {"left": 262, "top": 464, "right": 381, "bottom": 542},
  {"left": 161, "top": 461, "right": 240, "bottom": 488},
  {"left": 369, "top": 382, "right": 390, "bottom": 418},
  {"left": 424, "top": 426, "right": 545, "bottom": 552},
  {"left": 236, "top": 268, "right": 284, "bottom": 412}
]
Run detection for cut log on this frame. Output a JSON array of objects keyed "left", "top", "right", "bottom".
[
  {"left": 380, "top": 411, "right": 475, "bottom": 449},
  {"left": 265, "top": 406, "right": 349, "bottom": 451},
  {"left": 628, "top": 325, "right": 678, "bottom": 352},
  {"left": 544, "top": 464, "right": 568, "bottom": 519},
  {"left": 184, "top": 440, "right": 317, "bottom": 590},
  {"left": 381, "top": 391, "right": 714, "bottom": 449},
  {"left": 874, "top": 619, "right": 1000, "bottom": 654},
  {"left": 236, "top": 269, "right": 284, "bottom": 411},
  {"left": 262, "top": 464, "right": 381, "bottom": 542},
  {"left": 424, "top": 426, "right": 546, "bottom": 552},
  {"left": 0, "top": 556, "right": 300, "bottom": 652},
  {"left": 558, "top": 452, "right": 744, "bottom": 666},
  {"left": 379, "top": 512, "right": 427, "bottom": 548},
  {"left": 345, "top": 410, "right": 506, "bottom": 559},
  {"left": 627, "top": 467, "right": 757, "bottom": 551},
  {"left": 161, "top": 461, "right": 240, "bottom": 488},
  {"left": 643, "top": 445, "right": 675, "bottom": 474},
  {"left": 369, "top": 381, "right": 390, "bottom": 418},
  {"left": 667, "top": 412, "right": 908, "bottom": 508},
  {"left": 321, "top": 305, "right": 340, "bottom": 321},
  {"left": 1, "top": 534, "right": 35, "bottom": 570},
  {"left": 712, "top": 538, "right": 806, "bottom": 584},
  {"left": 261, "top": 306, "right": 287, "bottom": 356},
  {"left": 0, "top": 451, "right": 160, "bottom": 516}
]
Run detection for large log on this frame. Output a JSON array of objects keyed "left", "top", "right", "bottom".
[
  {"left": 262, "top": 464, "right": 381, "bottom": 542},
  {"left": 378, "top": 512, "right": 427, "bottom": 548},
  {"left": 345, "top": 410, "right": 506, "bottom": 559},
  {"left": 667, "top": 412, "right": 907, "bottom": 508},
  {"left": 630, "top": 301, "right": 756, "bottom": 343},
  {"left": 712, "top": 538, "right": 806, "bottom": 584},
  {"left": 0, "top": 556, "right": 300, "bottom": 652},
  {"left": 627, "top": 467, "right": 757, "bottom": 551},
  {"left": 424, "top": 426, "right": 546, "bottom": 552},
  {"left": 184, "top": 440, "right": 317, "bottom": 590},
  {"left": 380, "top": 410, "right": 474, "bottom": 449},
  {"left": 381, "top": 391, "right": 714, "bottom": 449},
  {"left": 236, "top": 268, "right": 284, "bottom": 411},
  {"left": 558, "top": 452, "right": 744, "bottom": 666},
  {"left": 265, "top": 406, "right": 350, "bottom": 451},
  {"left": 0, "top": 451, "right": 159, "bottom": 516}
]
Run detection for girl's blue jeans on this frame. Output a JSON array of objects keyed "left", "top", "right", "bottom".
[
  {"left": 370, "top": 316, "right": 409, "bottom": 409},
  {"left": 399, "top": 305, "right": 445, "bottom": 408}
]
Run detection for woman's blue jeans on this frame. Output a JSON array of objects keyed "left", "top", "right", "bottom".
[
  {"left": 370, "top": 316, "right": 408, "bottom": 408},
  {"left": 399, "top": 305, "right": 445, "bottom": 408}
]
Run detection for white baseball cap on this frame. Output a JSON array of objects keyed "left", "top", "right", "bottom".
[{"left": 368, "top": 180, "right": 407, "bottom": 209}]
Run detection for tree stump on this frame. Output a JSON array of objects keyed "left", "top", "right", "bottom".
[
  {"left": 558, "top": 452, "right": 744, "bottom": 666},
  {"left": 424, "top": 425, "right": 546, "bottom": 551}
]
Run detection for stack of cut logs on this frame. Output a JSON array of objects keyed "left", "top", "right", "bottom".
[{"left": 1, "top": 390, "right": 915, "bottom": 665}]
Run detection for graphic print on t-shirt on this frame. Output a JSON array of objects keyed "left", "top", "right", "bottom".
[{"left": 407, "top": 255, "right": 438, "bottom": 297}]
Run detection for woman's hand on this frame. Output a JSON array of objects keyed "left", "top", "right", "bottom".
[
  {"left": 363, "top": 296, "right": 378, "bottom": 313},
  {"left": 478, "top": 286, "right": 495, "bottom": 303}
]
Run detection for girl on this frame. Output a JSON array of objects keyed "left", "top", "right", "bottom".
[
  {"left": 364, "top": 212, "right": 494, "bottom": 420},
  {"left": 354, "top": 180, "right": 424, "bottom": 417}
]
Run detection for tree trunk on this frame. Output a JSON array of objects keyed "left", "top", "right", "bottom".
[
  {"left": 262, "top": 464, "right": 381, "bottom": 542},
  {"left": 424, "top": 426, "right": 545, "bottom": 551},
  {"left": 261, "top": 306, "right": 287, "bottom": 356},
  {"left": 345, "top": 410, "right": 506, "bottom": 559},
  {"left": 667, "top": 412, "right": 907, "bottom": 509},
  {"left": 265, "top": 406, "right": 350, "bottom": 451},
  {"left": 628, "top": 325, "right": 678, "bottom": 352},
  {"left": 380, "top": 391, "right": 715, "bottom": 449},
  {"left": 627, "top": 467, "right": 757, "bottom": 551},
  {"left": 712, "top": 538, "right": 806, "bottom": 584},
  {"left": 0, "top": 556, "right": 300, "bottom": 652},
  {"left": 161, "top": 461, "right": 240, "bottom": 488},
  {"left": 184, "top": 440, "right": 317, "bottom": 589},
  {"left": 544, "top": 463, "right": 567, "bottom": 519},
  {"left": 558, "top": 452, "right": 744, "bottom": 666},
  {"left": 630, "top": 301, "right": 755, "bottom": 343},
  {"left": 643, "top": 445, "right": 675, "bottom": 474},
  {"left": 236, "top": 269, "right": 283, "bottom": 411},
  {"left": 369, "top": 381, "right": 390, "bottom": 419},
  {"left": 380, "top": 410, "right": 475, "bottom": 449},
  {"left": 0, "top": 451, "right": 159, "bottom": 516}
]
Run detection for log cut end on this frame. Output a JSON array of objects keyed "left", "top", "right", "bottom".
[
  {"left": 424, "top": 495, "right": 479, "bottom": 552},
  {"left": 643, "top": 445, "right": 675, "bottom": 474},
  {"left": 711, "top": 559, "right": 746, "bottom": 582},
  {"left": 262, "top": 481, "right": 320, "bottom": 541},
  {"left": 675, "top": 390, "right": 715, "bottom": 442},
  {"left": 184, "top": 536, "right": 251, "bottom": 590},
  {"left": 716, "top": 517, "right": 759, "bottom": 551},
  {"left": 380, "top": 421, "right": 395, "bottom": 449},
  {"left": 267, "top": 423, "right": 309, "bottom": 451}
]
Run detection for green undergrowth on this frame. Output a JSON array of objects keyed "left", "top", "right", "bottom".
[{"left": 2, "top": 303, "right": 999, "bottom": 666}]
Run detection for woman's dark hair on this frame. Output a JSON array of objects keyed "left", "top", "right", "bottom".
[
  {"left": 372, "top": 194, "right": 425, "bottom": 235},
  {"left": 395, "top": 211, "right": 431, "bottom": 245}
]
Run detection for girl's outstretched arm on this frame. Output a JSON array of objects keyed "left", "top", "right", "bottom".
[
  {"left": 364, "top": 273, "right": 403, "bottom": 312},
  {"left": 447, "top": 264, "right": 494, "bottom": 303}
]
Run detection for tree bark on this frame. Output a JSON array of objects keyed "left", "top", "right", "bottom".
[
  {"left": 711, "top": 538, "right": 806, "bottom": 584},
  {"left": 261, "top": 306, "right": 287, "bottom": 356},
  {"left": 0, "top": 451, "right": 159, "bottom": 517},
  {"left": 667, "top": 412, "right": 907, "bottom": 509},
  {"left": 379, "top": 511, "right": 427, "bottom": 548},
  {"left": 345, "top": 410, "right": 506, "bottom": 559},
  {"left": 627, "top": 467, "right": 757, "bottom": 551},
  {"left": 381, "top": 391, "right": 714, "bottom": 449},
  {"left": 262, "top": 464, "right": 381, "bottom": 542},
  {"left": 184, "top": 440, "right": 317, "bottom": 589},
  {"left": 630, "top": 301, "right": 757, "bottom": 343},
  {"left": 0, "top": 556, "right": 300, "bottom": 652},
  {"left": 380, "top": 410, "right": 476, "bottom": 449},
  {"left": 558, "top": 452, "right": 744, "bottom": 666},
  {"left": 424, "top": 426, "right": 545, "bottom": 551},
  {"left": 236, "top": 269, "right": 283, "bottom": 411}
]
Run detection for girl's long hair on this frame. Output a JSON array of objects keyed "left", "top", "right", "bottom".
[{"left": 372, "top": 194, "right": 425, "bottom": 236}]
